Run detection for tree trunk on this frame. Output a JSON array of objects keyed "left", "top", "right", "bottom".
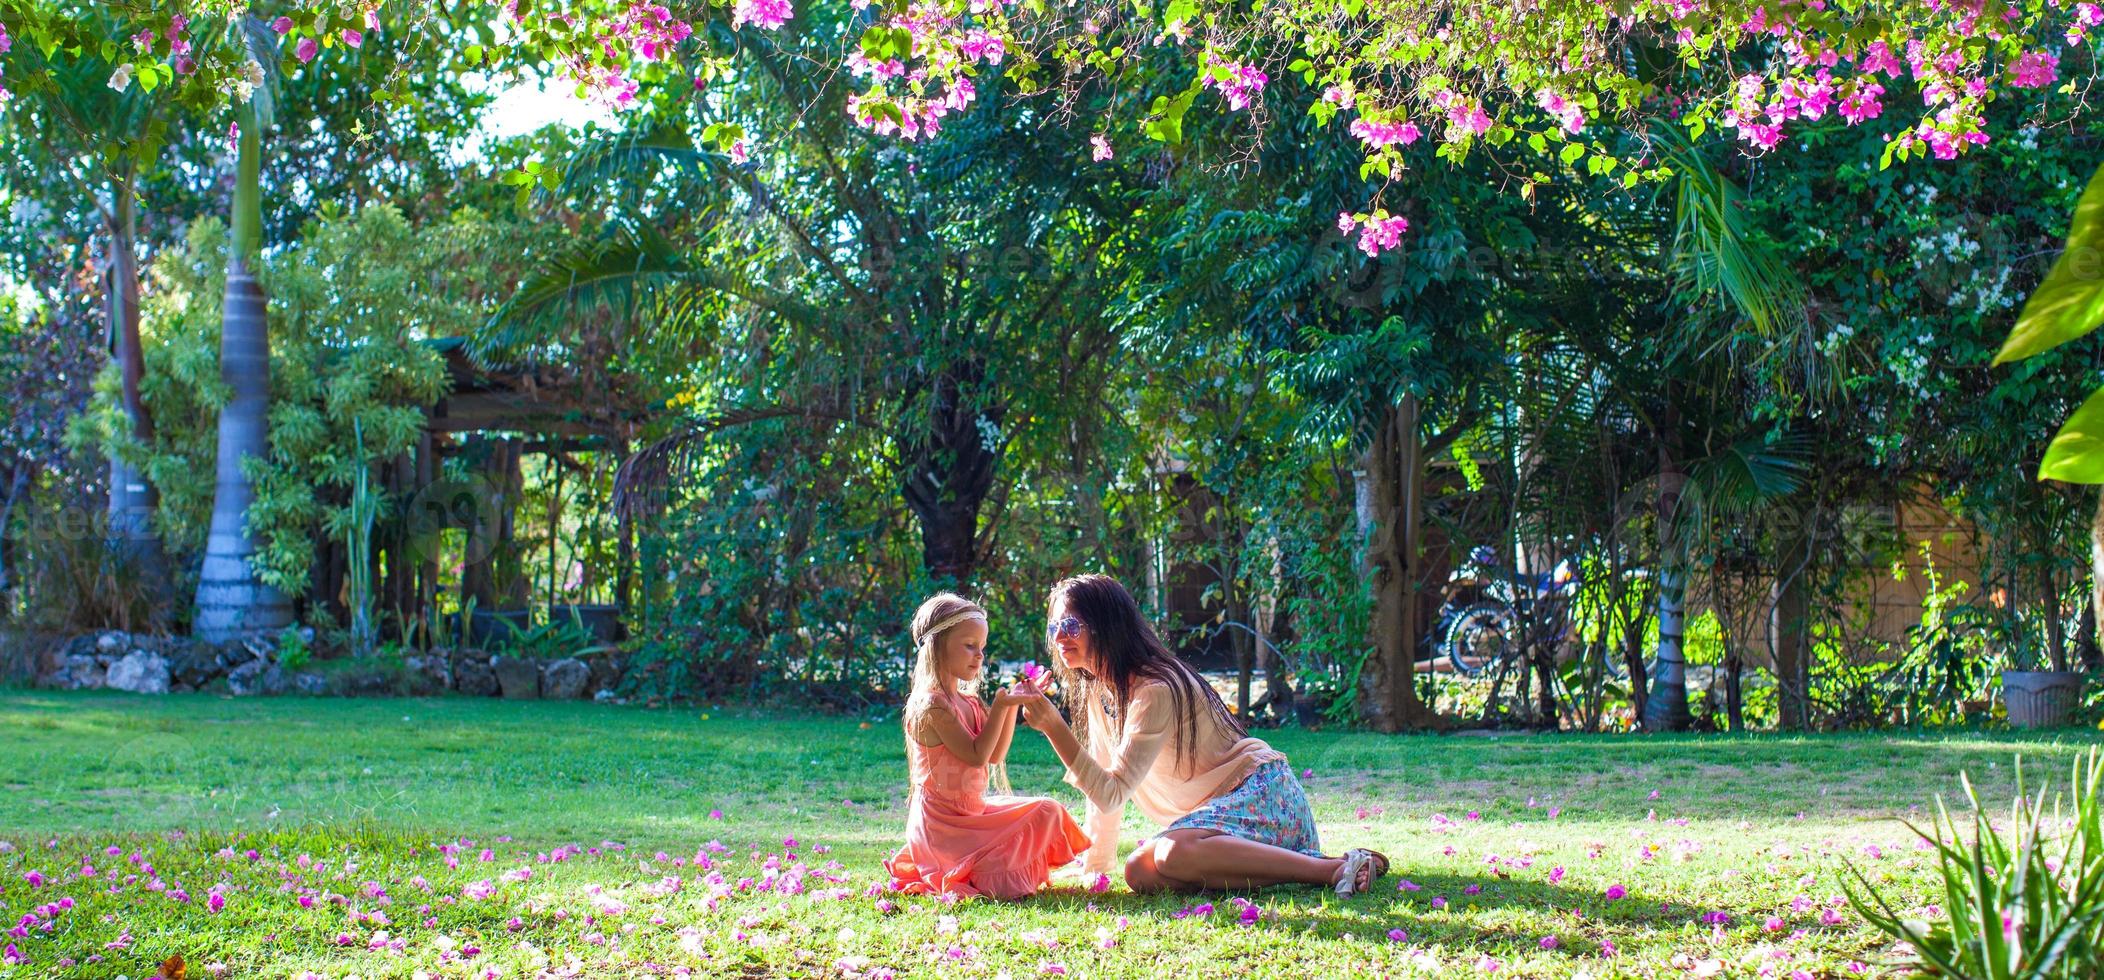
[
  {"left": 104, "top": 177, "right": 167, "bottom": 589},
  {"left": 1772, "top": 526, "right": 1812, "bottom": 730},
  {"left": 1357, "top": 395, "right": 1439, "bottom": 732},
  {"left": 899, "top": 361, "right": 1000, "bottom": 585},
  {"left": 194, "top": 263, "right": 293, "bottom": 638},
  {"left": 194, "top": 110, "right": 294, "bottom": 640},
  {"left": 414, "top": 428, "right": 438, "bottom": 645},
  {"left": 1724, "top": 648, "right": 1745, "bottom": 732},
  {"left": 1642, "top": 426, "right": 1693, "bottom": 731},
  {"left": 2044, "top": 558, "right": 2069, "bottom": 673},
  {"left": 0, "top": 464, "right": 30, "bottom": 600}
]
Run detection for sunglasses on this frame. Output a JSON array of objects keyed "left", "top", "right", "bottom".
[{"left": 1045, "top": 616, "right": 1088, "bottom": 641}]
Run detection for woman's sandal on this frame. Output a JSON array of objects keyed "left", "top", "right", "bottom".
[{"left": 1333, "top": 848, "right": 1379, "bottom": 897}]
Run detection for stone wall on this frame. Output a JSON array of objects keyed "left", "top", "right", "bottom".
[{"left": 25, "top": 630, "right": 624, "bottom": 701}]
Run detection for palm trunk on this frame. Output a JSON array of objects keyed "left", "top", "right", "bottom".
[
  {"left": 1642, "top": 429, "right": 1693, "bottom": 731},
  {"left": 194, "top": 109, "right": 293, "bottom": 640}
]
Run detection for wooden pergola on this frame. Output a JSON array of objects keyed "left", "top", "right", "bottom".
[{"left": 353, "top": 338, "right": 654, "bottom": 639}]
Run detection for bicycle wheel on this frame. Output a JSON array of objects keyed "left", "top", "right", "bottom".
[{"left": 1444, "top": 601, "right": 1515, "bottom": 677}]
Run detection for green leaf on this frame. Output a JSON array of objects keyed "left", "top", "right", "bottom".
[
  {"left": 1997, "top": 162, "right": 2104, "bottom": 363},
  {"left": 1143, "top": 87, "right": 1196, "bottom": 145},
  {"left": 137, "top": 64, "right": 158, "bottom": 93},
  {"left": 1527, "top": 132, "right": 1547, "bottom": 154},
  {"left": 1559, "top": 142, "right": 1585, "bottom": 165},
  {"left": 2039, "top": 386, "right": 2104, "bottom": 483}
]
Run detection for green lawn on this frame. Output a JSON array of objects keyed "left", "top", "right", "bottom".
[{"left": 0, "top": 692, "right": 2093, "bottom": 978}]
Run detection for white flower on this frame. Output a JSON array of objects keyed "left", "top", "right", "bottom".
[
  {"left": 243, "top": 59, "right": 264, "bottom": 86},
  {"left": 108, "top": 64, "right": 135, "bottom": 92}
]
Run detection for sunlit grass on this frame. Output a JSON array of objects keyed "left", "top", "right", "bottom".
[{"left": 0, "top": 692, "right": 2089, "bottom": 978}]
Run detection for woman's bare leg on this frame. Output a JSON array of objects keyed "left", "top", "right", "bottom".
[{"left": 1125, "top": 830, "right": 1379, "bottom": 893}]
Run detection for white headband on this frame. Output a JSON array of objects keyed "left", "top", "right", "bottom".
[{"left": 915, "top": 609, "right": 986, "bottom": 647}]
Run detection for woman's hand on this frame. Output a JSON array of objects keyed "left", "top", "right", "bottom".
[{"left": 1018, "top": 688, "right": 1060, "bottom": 730}]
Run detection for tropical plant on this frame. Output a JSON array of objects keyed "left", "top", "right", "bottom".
[
  {"left": 194, "top": 16, "right": 295, "bottom": 641},
  {"left": 1844, "top": 749, "right": 2104, "bottom": 979}
]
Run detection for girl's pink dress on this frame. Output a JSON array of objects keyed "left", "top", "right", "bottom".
[{"left": 884, "top": 691, "right": 1090, "bottom": 898}]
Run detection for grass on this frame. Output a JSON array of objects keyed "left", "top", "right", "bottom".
[{"left": 0, "top": 692, "right": 2094, "bottom": 979}]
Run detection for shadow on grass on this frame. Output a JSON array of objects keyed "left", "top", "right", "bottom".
[{"left": 1022, "top": 869, "right": 1682, "bottom": 925}]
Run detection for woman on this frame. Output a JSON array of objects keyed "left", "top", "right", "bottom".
[{"left": 1017, "top": 574, "right": 1389, "bottom": 894}]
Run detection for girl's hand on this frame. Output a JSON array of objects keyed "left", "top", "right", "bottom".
[{"left": 991, "top": 686, "right": 1034, "bottom": 709}]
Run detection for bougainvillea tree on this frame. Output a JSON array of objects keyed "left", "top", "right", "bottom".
[{"left": 6, "top": 0, "right": 2095, "bottom": 258}]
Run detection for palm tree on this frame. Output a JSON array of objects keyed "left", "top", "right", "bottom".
[
  {"left": 194, "top": 19, "right": 292, "bottom": 640},
  {"left": 1638, "top": 129, "right": 1812, "bottom": 731}
]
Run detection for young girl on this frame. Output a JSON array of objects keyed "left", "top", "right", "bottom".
[{"left": 884, "top": 593, "right": 1091, "bottom": 899}]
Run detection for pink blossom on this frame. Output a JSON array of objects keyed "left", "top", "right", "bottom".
[
  {"left": 1535, "top": 89, "right": 1585, "bottom": 133},
  {"left": 1838, "top": 81, "right": 1885, "bottom": 124},
  {"left": 1203, "top": 61, "right": 1268, "bottom": 111},
  {"left": 1859, "top": 40, "right": 1903, "bottom": 76},
  {"left": 271, "top": 17, "right": 293, "bottom": 34},
  {"left": 1348, "top": 118, "right": 1422, "bottom": 148},
  {"left": 733, "top": 0, "right": 793, "bottom": 30},
  {"left": 1548, "top": 866, "right": 1565, "bottom": 883},
  {"left": 1387, "top": 928, "right": 1407, "bottom": 942},
  {"left": 959, "top": 29, "right": 1005, "bottom": 64},
  {"left": 2010, "top": 51, "right": 2058, "bottom": 88},
  {"left": 1089, "top": 134, "right": 1113, "bottom": 162},
  {"left": 296, "top": 37, "right": 319, "bottom": 63},
  {"left": 1604, "top": 884, "right": 1627, "bottom": 901},
  {"left": 1539, "top": 935, "right": 1559, "bottom": 950},
  {"left": 729, "top": 139, "right": 750, "bottom": 164},
  {"left": 341, "top": 29, "right": 363, "bottom": 48}
]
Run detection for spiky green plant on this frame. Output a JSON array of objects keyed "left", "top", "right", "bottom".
[{"left": 1844, "top": 748, "right": 2104, "bottom": 979}]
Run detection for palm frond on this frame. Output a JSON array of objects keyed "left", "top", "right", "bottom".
[
  {"left": 1653, "top": 124, "right": 1806, "bottom": 337},
  {"left": 479, "top": 220, "right": 828, "bottom": 365}
]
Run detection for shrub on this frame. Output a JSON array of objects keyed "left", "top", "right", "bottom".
[{"left": 1844, "top": 748, "right": 2104, "bottom": 978}]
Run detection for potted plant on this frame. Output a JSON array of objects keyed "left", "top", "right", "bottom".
[
  {"left": 2001, "top": 626, "right": 2085, "bottom": 729},
  {"left": 548, "top": 602, "right": 623, "bottom": 643}
]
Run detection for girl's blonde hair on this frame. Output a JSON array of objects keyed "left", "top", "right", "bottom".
[{"left": 902, "top": 592, "right": 988, "bottom": 733}]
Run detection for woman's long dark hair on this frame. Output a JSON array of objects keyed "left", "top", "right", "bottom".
[{"left": 1048, "top": 574, "right": 1247, "bottom": 774}]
